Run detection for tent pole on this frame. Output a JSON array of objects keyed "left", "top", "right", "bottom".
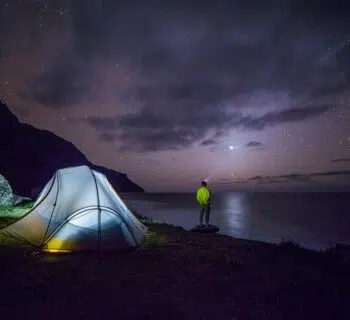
[
  {"left": 89, "top": 168, "right": 102, "bottom": 256},
  {"left": 98, "top": 207, "right": 101, "bottom": 256},
  {"left": 41, "top": 172, "right": 59, "bottom": 249}
]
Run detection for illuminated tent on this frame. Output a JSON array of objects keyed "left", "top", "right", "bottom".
[{"left": 1, "top": 166, "right": 147, "bottom": 253}]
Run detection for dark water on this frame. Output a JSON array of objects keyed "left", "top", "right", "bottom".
[{"left": 121, "top": 192, "right": 350, "bottom": 251}]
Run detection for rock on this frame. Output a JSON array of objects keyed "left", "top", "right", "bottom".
[
  {"left": 12, "top": 194, "right": 32, "bottom": 206},
  {"left": 0, "top": 174, "right": 13, "bottom": 206}
]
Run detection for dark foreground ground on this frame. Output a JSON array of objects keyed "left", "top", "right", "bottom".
[{"left": 0, "top": 216, "right": 349, "bottom": 320}]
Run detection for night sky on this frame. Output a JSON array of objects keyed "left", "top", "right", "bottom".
[{"left": 1, "top": 0, "right": 349, "bottom": 192}]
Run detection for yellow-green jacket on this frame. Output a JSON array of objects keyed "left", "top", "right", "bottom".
[{"left": 196, "top": 186, "right": 211, "bottom": 205}]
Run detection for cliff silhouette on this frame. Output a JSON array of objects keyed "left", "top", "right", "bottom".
[{"left": 0, "top": 101, "right": 144, "bottom": 197}]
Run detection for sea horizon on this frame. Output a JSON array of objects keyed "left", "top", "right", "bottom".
[
  {"left": 122, "top": 191, "right": 350, "bottom": 251},
  {"left": 131, "top": 189, "right": 350, "bottom": 194}
]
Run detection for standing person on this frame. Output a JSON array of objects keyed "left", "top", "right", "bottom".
[{"left": 196, "top": 180, "right": 211, "bottom": 227}]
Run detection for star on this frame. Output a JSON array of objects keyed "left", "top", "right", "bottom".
[{"left": 1, "top": 0, "right": 349, "bottom": 193}]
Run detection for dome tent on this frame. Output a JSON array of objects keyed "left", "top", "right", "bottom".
[{"left": 1, "top": 166, "right": 147, "bottom": 253}]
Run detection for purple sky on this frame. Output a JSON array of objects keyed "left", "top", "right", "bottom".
[{"left": 1, "top": 0, "right": 349, "bottom": 192}]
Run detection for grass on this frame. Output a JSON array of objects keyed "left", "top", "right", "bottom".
[
  {"left": 278, "top": 237, "right": 301, "bottom": 249},
  {"left": 0, "top": 204, "right": 349, "bottom": 319},
  {"left": 0, "top": 202, "right": 33, "bottom": 228}
]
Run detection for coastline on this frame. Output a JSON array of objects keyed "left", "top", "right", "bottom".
[
  {"left": 0, "top": 208, "right": 349, "bottom": 319},
  {"left": 122, "top": 192, "right": 350, "bottom": 252}
]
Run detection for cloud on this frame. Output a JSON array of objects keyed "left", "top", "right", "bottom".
[
  {"left": 87, "top": 116, "right": 118, "bottom": 131},
  {"left": 201, "top": 139, "right": 218, "bottom": 146},
  {"left": 277, "top": 173, "right": 312, "bottom": 182},
  {"left": 98, "top": 132, "right": 116, "bottom": 142},
  {"left": 216, "top": 170, "right": 350, "bottom": 185},
  {"left": 248, "top": 175, "right": 284, "bottom": 184},
  {"left": 331, "top": 158, "right": 350, "bottom": 163},
  {"left": 245, "top": 141, "right": 263, "bottom": 148},
  {"left": 26, "top": 0, "right": 105, "bottom": 108},
  {"left": 120, "top": 105, "right": 330, "bottom": 151},
  {"left": 216, "top": 177, "right": 247, "bottom": 185},
  {"left": 309, "top": 170, "right": 350, "bottom": 177},
  {"left": 20, "top": 0, "right": 349, "bottom": 148},
  {"left": 270, "top": 170, "right": 350, "bottom": 182},
  {"left": 240, "top": 105, "right": 331, "bottom": 130},
  {"left": 87, "top": 104, "right": 331, "bottom": 152},
  {"left": 31, "top": 54, "right": 91, "bottom": 108}
]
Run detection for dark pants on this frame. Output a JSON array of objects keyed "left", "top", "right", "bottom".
[{"left": 199, "top": 204, "right": 211, "bottom": 225}]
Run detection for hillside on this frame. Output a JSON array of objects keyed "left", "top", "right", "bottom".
[{"left": 0, "top": 101, "right": 144, "bottom": 197}]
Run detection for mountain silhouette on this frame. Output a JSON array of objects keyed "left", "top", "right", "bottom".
[{"left": 0, "top": 101, "right": 144, "bottom": 198}]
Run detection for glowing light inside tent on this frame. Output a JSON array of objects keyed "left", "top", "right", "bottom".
[
  {"left": 44, "top": 238, "right": 72, "bottom": 253},
  {"left": 42, "top": 249, "right": 72, "bottom": 254}
]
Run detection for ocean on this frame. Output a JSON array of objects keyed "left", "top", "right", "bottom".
[{"left": 121, "top": 192, "right": 350, "bottom": 251}]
